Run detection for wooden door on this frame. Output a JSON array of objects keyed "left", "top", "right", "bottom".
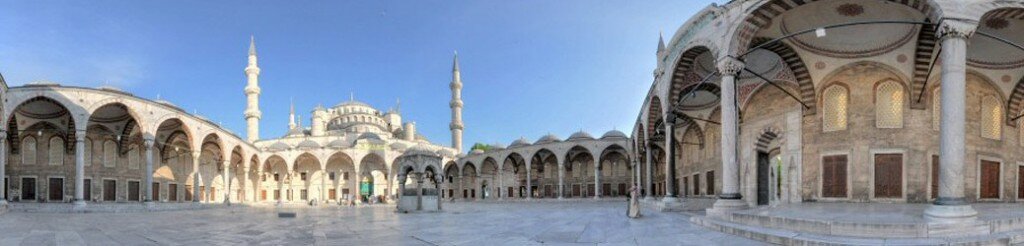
[
  {"left": 103, "top": 180, "right": 116, "bottom": 201},
  {"left": 199, "top": 186, "right": 206, "bottom": 201},
  {"left": 693, "top": 175, "right": 700, "bottom": 196},
  {"left": 618, "top": 183, "right": 626, "bottom": 196},
  {"left": 329, "top": 189, "right": 337, "bottom": 200},
  {"left": 83, "top": 179, "right": 91, "bottom": 201},
  {"left": 587, "top": 185, "right": 595, "bottom": 197},
  {"left": 707, "top": 171, "right": 715, "bottom": 195},
  {"left": 603, "top": 183, "right": 611, "bottom": 196},
  {"left": 757, "top": 152, "right": 770, "bottom": 205},
  {"left": 873, "top": 154, "right": 903, "bottom": 198},
  {"left": 152, "top": 182, "right": 160, "bottom": 201},
  {"left": 48, "top": 178, "right": 63, "bottom": 202},
  {"left": 261, "top": 190, "right": 267, "bottom": 201},
  {"left": 931, "top": 155, "right": 939, "bottom": 199},
  {"left": 1018, "top": 166, "right": 1024, "bottom": 199},
  {"left": 682, "top": 177, "right": 689, "bottom": 196},
  {"left": 822, "top": 155, "right": 848, "bottom": 198},
  {"left": 128, "top": 181, "right": 140, "bottom": 201},
  {"left": 185, "top": 185, "right": 193, "bottom": 201},
  {"left": 544, "top": 185, "right": 552, "bottom": 198},
  {"left": 572, "top": 184, "right": 580, "bottom": 197},
  {"left": 980, "top": 160, "right": 1000, "bottom": 199},
  {"left": 22, "top": 178, "right": 36, "bottom": 201},
  {"left": 169, "top": 184, "right": 178, "bottom": 201}
]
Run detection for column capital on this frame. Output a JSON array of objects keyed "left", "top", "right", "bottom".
[
  {"left": 143, "top": 137, "right": 155, "bottom": 148},
  {"left": 716, "top": 57, "right": 745, "bottom": 76},
  {"left": 937, "top": 19, "right": 977, "bottom": 41},
  {"left": 665, "top": 113, "right": 678, "bottom": 125}
]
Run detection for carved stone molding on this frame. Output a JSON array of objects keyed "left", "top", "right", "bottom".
[{"left": 716, "top": 57, "right": 745, "bottom": 76}]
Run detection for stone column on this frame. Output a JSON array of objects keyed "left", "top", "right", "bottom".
[
  {"left": 397, "top": 174, "right": 406, "bottom": 203},
  {"left": 526, "top": 158, "right": 533, "bottom": 200},
  {"left": 144, "top": 138, "right": 155, "bottom": 204},
  {"left": 192, "top": 151, "right": 201, "bottom": 203},
  {"left": 0, "top": 130, "right": 6, "bottom": 205},
  {"left": 497, "top": 168, "right": 504, "bottom": 200},
  {"left": 709, "top": 57, "right": 747, "bottom": 216},
  {"left": 558, "top": 161, "right": 565, "bottom": 199},
  {"left": 644, "top": 141, "right": 653, "bottom": 201},
  {"left": 663, "top": 114, "right": 679, "bottom": 203},
  {"left": 241, "top": 166, "right": 249, "bottom": 203},
  {"left": 416, "top": 173, "right": 423, "bottom": 211},
  {"left": 594, "top": 161, "right": 602, "bottom": 199},
  {"left": 73, "top": 130, "right": 86, "bottom": 207},
  {"left": 924, "top": 20, "right": 979, "bottom": 224},
  {"left": 222, "top": 160, "right": 231, "bottom": 204}
]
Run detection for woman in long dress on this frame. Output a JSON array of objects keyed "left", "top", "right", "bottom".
[{"left": 628, "top": 185, "right": 641, "bottom": 218}]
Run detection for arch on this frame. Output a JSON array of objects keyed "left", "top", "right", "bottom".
[
  {"left": 748, "top": 37, "right": 815, "bottom": 114},
  {"left": 755, "top": 127, "right": 783, "bottom": 153},
  {"left": 87, "top": 101, "right": 145, "bottom": 138},
  {"left": 8, "top": 96, "right": 75, "bottom": 155},
  {"left": 727, "top": 0, "right": 941, "bottom": 57},
  {"left": 4, "top": 95, "right": 83, "bottom": 133},
  {"left": 646, "top": 97, "right": 663, "bottom": 139},
  {"left": 670, "top": 46, "right": 716, "bottom": 108},
  {"left": 462, "top": 162, "right": 478, "bottom": 178},
  {"left": 325, "top": 151, "right": 356, "bottom": 201}
]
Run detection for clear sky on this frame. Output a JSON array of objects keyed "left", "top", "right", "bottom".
[{"left": 0, "top": 0, "right": 720, "bottom": 152}]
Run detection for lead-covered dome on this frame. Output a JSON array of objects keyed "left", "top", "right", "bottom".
[
  {"left": 567, "top": 131, "right": 594, "bottom": 141},
  {"left": 509, "top": 137, "right": 531, "bottom": 148},
  {"left": 601, "top": 130, "right": 628, "bottom": 139},
  {"left": 535, "top": 134, "right": 561, "bottom": 144}
]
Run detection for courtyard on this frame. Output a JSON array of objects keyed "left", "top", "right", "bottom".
[{"left": 0, "top": 201, "right": 761, "bottom": 245}]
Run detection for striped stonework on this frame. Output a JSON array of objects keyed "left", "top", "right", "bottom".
[{"left": 750, "top": 37, "right": 815, "bottom": 115}]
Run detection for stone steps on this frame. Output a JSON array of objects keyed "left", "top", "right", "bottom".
[{"left": 692, "top": 215, "right": 1024, "bottom": 245}]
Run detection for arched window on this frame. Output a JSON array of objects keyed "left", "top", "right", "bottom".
[
  {"left": 875, "top": 80, "right": 904, "bottom": 128},
  {"left": 48, "top": 137, "right": 64, "bottom": 166},
  {"left": 128, "top": 144, "right": 140, "bottom": 169},
  {"left": 981, "top": 95, "right": 1002, "bottom": 140},
  {"left": 103, "top": 140, "right": 117, "bottom": 167},
  {"left": 22, "top": 136, "right": 36, "bottom": 165},
  {"left": 84, "top": 138, "right": 92, "bottom": 167},
  {"left": 932, "top": 88, "right": 941, "bottom": 131},
  {"left": 822, "top": 85, "right": 849, "bottom": 132}
]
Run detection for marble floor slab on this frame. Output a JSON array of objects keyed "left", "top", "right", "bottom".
[{"left": 0, "top": 201, "right": 765, "bottom": 246}]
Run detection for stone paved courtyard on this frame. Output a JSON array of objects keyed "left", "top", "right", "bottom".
[{"left": 0, "top": 201, "right": 763, "bottom": 245}]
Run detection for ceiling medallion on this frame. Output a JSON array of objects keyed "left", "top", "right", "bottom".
[
  {"left": 836, "top": 4, "right": 864, "bottom": 17},
  {"left": 985, "top": 18, "right": 1009, "bottom": 30}
]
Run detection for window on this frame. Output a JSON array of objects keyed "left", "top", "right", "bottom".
[
  {"left": 932, "top": 88, "right": 941, "bottom": 131},
  {"left": 273, "top": 173, "right": 280, "bottom": 181},
  {"left": 329, "top": 172, "right": 336, "bottom": 181},
  {"left": 103, "top": 140, "right": 117, "bottom": 167},
  {"left": 48, "top": 137, "right": 64, "bottom": 166},
  {"left": 875, "top": 80, "right": 904, "bottom": 128},
  {"left": 300, "top": 172, "right": 307, "bottom": 181},
  {"left": 822, "top": 85, "right": 848, "bottom": 132},
  {"left": 981, "top": 95, "right": 1002, "bottom": 140},
  {"left": 84, "top": 139, "right": 92, "bottom": 167},
  {"left": 343, "top": 172, "right": 349, "bottom": 180},
  {"left": 22, "top": 136, "right": 36, "bottom": 165},
  {"left": 128, "top": 144, "right": 140, "bottom": 169}
]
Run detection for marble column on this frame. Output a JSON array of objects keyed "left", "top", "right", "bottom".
[
  {"left": 526, "top": 159, "right": 533, "bottom": 200},
  {"left": 144, "top": 138, "right": 154, "bottom": 203},
  {"left": 222, "top": 160, "right": 231, "bottom": 204},
  {"left": 353, "top": 170, "right": 361, "bottom": 204},
  {"left": 663, "top": 114, "right": 679, "bottom": 203},
  {"left": 242, "top": 167, "right": 249, "bottom": 203},
  {"left": 644, "top": 139, "right": 653, "bottom": 200},
  {"left": 0, "top": 130, "right": 6, "bottom": 205},
  {"left": 397, "top": 174, "right": 406, "bottom": 202},
  {"left": 416, "top": 173, "right": 423, "bottom": 210},
  {"left": 73, "top": 130, "right": 86, "bottom": 207},
  {"left": 497, "top": 168, "right": 504, "bottom": 200},
  {"left": 192, "top": 151, "right": 201, "bottom": 203},
  {"left": 558, "top": 161, "right": 565, "bottom": 199},
  {"left": 594, "top": 162, "right": 601, "bottom": 199},
  {"left": 709, "top": 57, "right": 747, "bottom": 216},
  {"left": 924, "top": 20, "right": 979, "bottom": 224}
]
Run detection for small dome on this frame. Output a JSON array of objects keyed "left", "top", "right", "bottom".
[
  {"left": 357, "top": 132, "right": 383, "bottom": 141},
  {"left": 509, "top": 137, "right": 531, "bottom": 148},
  {"left": 470, "top": 149, "right": 485, "bottom": 155},
  {"left": 296, "top": 140, "right": 320, "bottom": 149},
  {"left": 567, "top": 131, "right": 594, "bottom": 141},
  {"left": 490, "top": 143, "right": 506, "bottom": 150},
  {"left": 327, "top": 139, "right": 350, "bottom": 148},
  {"left": 534, "top": 134, "right": 561, "bottom": 144},
  {"left": 436, "top": 149, "right": 456, "bottom": 157},
  {"left": 405, "top": 144, "right": 438, "bottom": 156},
  {"left": 266, "top": 142, "right": 291, "bottom": 152},
  {"left": 26, "top": 81, "right": 59, "bottom": 86},
  {"left": 601, "top": 130, "right": 628, "bottom": 139},
  {"left": 390, "top": 142, "right": 409, "bottom": 150}
]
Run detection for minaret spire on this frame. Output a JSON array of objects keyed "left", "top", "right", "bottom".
[
  {"left": 657, "top": 31, "right": 666, "bottom": 54},
  {"left": 288, "top": 97, "right": 296, "bottom": 129},
  {"left": 244, "top": 35, "right": 262, "bottom": 143},
  {"left": 449, "top": 51, "right": 465, "bottom": 154}
]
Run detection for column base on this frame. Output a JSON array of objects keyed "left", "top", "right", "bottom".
[
  {"left": 557, "top": 196, "right": 563, "bottom": 200},
  {"left": 642, "top": 196, "right": 652, "bottom": 201},
  {"left": 924, "top": 203, "right": 978, "bottom": 224},
  {"left": 661, "top": 196, "right": 680, "bottom": 204},
  {"left": 706, "top": 198, "right": 747, "bottom": 218},
  {"left": 72, "top": 200, "right": 87, "bottom": 211},
  {"left": 594, "top": 196, "right": 602, "bottom": 200}
]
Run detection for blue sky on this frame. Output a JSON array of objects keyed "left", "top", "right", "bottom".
[{"left": 0, "top": 0, "right": 720, "bottom": 151}]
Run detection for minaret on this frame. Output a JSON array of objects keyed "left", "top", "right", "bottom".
[
  {"left": 449, "top": 52, "right": 464, "bottom": 153},
  {"left": 244, "top": 36, "right": 262, "bottom": 143},
  {"left": 288, "top": 98, "right": 296, "bottom": 130}
]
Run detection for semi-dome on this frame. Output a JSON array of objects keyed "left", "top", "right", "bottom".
[
  {"left": 509, "top": 137, "right": 531, "bottom": 148},
  {"left": 296, "top": 140, "right": 320, "bottom": 149},
  {"left": 535, "top": 134, "right": 561, "bottom": 144},
  {"left": 601, "top": 130, "right": 628, "bottom": 139},
  {"left": 567, "top": 131, "right": 594, "bottom": 141}
]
